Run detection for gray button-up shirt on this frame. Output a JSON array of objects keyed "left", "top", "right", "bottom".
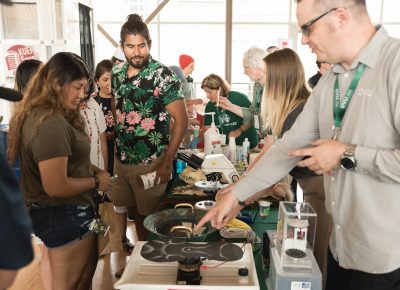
[{"left": 233, "top": 26, "right": 400, "bottom": 273}]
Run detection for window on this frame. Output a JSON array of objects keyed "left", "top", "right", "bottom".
[
  {"left": 1, "top": 1, "right": 38, "bottom": 39},
  {"left": 55, "top": 0, "right": 63, "bottom": 39},
  {"left": 382, "top": 0, "right": 400, "bottom": 23},
  {"left": 233, "top": 0, "right": 290, "bottom": 23},
  {"left": 160, "top": 0, "right": 225, "bottom": 22}
]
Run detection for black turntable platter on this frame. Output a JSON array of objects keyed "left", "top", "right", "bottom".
[{"left": 140, "top": 240, "right": 244, "bottom": 262}]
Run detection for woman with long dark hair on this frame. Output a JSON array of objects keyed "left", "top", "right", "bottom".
[{"left": 8, "top": 52, "right": 112, "bottom": 290}]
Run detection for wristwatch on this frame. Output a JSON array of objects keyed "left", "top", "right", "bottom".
[{"left": 340, "top": 144, "right": 357, "bottom": 170}]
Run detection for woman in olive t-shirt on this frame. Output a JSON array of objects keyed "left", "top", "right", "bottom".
[{"left": 7, "top": 52, "right": 112, "bottom": 290}]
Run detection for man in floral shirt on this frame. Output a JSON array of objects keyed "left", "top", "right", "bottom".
[{"left": 111, "top": 14, "right": 188, "bottom": 241}]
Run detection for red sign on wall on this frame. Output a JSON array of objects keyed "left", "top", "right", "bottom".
[{"left": 5, "top": 44, "right": 40, "bottom": 72}]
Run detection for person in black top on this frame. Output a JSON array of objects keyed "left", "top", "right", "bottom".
[{"left": 308, "top": 60, "right": 331, "bottom": 89}]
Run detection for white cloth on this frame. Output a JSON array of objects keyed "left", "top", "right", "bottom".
[{"left": 80, "top": 97, "right": 107, "bottom": 170}]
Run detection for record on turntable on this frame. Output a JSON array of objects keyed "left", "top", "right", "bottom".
[{"left": 194, "top": 180, "right": 219, "bottom": 190}]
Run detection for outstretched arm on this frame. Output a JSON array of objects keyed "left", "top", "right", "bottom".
[
  {"left": 195, "top": 189, "right": 240, "bottom": 230},
  {"left": 218, "top": 97, "right": 244, "bottom": 118}
]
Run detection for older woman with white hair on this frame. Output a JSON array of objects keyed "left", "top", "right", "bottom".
[{"left": 219, "top": 46, "right": 271, "bottom": 136}]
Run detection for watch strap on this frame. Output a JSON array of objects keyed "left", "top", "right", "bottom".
[{"left": 343, "top": 144, "right": 357, "bottom": 157}]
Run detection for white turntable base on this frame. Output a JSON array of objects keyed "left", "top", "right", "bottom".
[{"left": 114, "top": 241, "right": 259, "bottom": 290}]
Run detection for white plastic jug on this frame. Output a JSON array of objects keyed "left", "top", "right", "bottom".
[{"left": 204, "top": 112, "right": 221, "bottom": 155}]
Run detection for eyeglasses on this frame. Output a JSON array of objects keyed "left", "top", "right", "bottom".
[{"left": 299, "top": 7, "right": 337, "bottom": 37}]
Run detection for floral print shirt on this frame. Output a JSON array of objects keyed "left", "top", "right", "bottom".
[
  {"left": 92, "top": 91, "right": 115, "bottom": 138},
  {"left": 112, "top": 56, "right": 184, "bottom": 165}
]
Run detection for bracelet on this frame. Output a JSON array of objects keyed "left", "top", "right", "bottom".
[
  {"left": 239, "top": 127, "right": 243, "bottom": 134},
  {"left": 93, "top": 176, "right": 100, "bottom": 191}
]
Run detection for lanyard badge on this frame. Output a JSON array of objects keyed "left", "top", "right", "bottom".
[{"left": 331, "top": 63, "right": 366, "bottom": 140}]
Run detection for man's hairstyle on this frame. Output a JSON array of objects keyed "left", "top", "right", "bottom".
[
  {"left": 266, "top": 46, "right": 280, "bottom": 53},
  {"left": 243, "top": 47, "right": 268, "bottom": 70},
  {"left": 120, "top": 14, "right": 152, "bottom": 47},
  {"left": 15, "top": 59, "right": 42, "bottom": 93}
]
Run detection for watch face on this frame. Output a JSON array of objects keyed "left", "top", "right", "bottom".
[{"left": 341, "top": 157, "right": 355, "bottom": 169}]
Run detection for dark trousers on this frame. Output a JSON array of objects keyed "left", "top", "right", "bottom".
[{"left": 326, "top": 249, "right": 400, "bottom": 290}]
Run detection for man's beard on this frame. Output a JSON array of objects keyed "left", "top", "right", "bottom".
[{"left": 127, "top": 54, "right": 149, "bottom": 69}]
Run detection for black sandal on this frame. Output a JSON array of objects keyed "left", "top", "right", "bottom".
[
  {"left": 115, "top": 267, "right": 125, "bottom": 278},
  {"left": 122, "top": 237, "right": 134, "bottom": 254}
]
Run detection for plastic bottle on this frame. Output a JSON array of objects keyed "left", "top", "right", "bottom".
[
  {"left": 188, "top": 125, "right": 200, "bottom": 149},
  {"left": 242, "top": 137, "right": 250, "bottom": 163},
  {"left": 176, "top": 159, "right": 186, "bottom": 174},
  {"left": 236, "top": 146, "right": 243, "bottom": 162},
  {"left": 193, "top": 125, "right": 200, "bottom": 138},
  {"left": 228, "top": 136, "right": 237, "bottom": 162},
  {"left": 204, "top": 112, "right": 221, "bottom": 155}
]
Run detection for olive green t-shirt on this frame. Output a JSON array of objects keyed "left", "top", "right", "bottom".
[
  {"left": 20, "top": 108, "right": 94, "bottom": 206},
  {"left": 204, "top": 91, "right": 258, "bottom": 148}
]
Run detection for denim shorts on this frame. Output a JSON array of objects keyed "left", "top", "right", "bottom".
[{"left": 29, "top": 204, "right": 95, "bottom": 248}]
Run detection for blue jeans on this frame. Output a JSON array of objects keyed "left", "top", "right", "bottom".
[{"left": 29, "top": 204, "right": 95, "bottom": 248}]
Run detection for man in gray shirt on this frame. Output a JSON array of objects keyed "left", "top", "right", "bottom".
[{"left": 196, "top": 1, "right": 400, "bottom": 289}]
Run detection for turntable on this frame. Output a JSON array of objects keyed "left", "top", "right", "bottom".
[{"left": 114, "top": 240, "right": 260, "bottom": 290}]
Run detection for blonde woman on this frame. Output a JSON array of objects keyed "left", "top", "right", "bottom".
[{"left": 259, "top": 48, "right": 331, "bottom": 287}]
